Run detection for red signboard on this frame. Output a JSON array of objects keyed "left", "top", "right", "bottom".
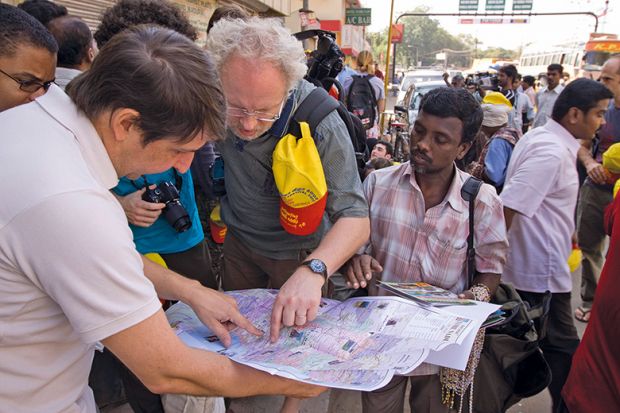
[{"left": 391, "top": 24, "right": 404, "bottom": 43}]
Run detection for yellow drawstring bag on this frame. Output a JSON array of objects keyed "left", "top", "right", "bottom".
[
  {"left": 273, "top": 121, "right": 328, "bottom": 236},
  {"left": 209, "top": 203, "right": 227, "bottom": 244}
]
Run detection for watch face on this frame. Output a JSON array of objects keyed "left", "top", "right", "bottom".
[{"left": 309, "top": 259, "right": 326, "bottom": 274}]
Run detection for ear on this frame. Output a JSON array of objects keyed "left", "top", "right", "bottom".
[
  {"left": 456, "top": 141, "right": 472, "bottom": 161},
  {"left": 566, "top": 107, "right": 582, "bottom": 125},
  {"left": 87, "top": 47, "right": 96, "bottom": 63},
  {"left": 109, "top": 109, "right": 141, "bottom": 143}
]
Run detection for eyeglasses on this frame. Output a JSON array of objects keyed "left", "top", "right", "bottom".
[
  {"left": 0, "top": 68, "right": 55, "bottom": 93},
  {"left": 226, "top": 96, "right": 287, "bottom": 123}
]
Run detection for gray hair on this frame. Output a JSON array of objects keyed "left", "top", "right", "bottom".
[{"left": 206, "top": 16, "right": 307, "bottom": 91}]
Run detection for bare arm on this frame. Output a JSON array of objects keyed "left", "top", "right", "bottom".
[
  {"left": 270, "top": 216, "right": 370, "bottom": 341},
  {"left": 344, "top": 254, "right": 383, "bottom": 289},
  {"left": 142, "top": 256, "right": 261, "bottom": 347},
  {"left": 443, "top": 72, "right": 450, "bottom": 87},
  {"left": 504, "top": 206, "right": 517, "bottom": 230},
  {"left": 577, "top": 141, "right": 607, "bottom": 185},
  {"left": 457, "top": 272, "right": 501, "bottom": 300},
  {"left": 102, "top": 310, "right": 326, "bottom": 398},
  {"left": 377, "top": 98, "right": 386, "bottom": 115}
]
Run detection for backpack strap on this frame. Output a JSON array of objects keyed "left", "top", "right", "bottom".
[
  {"left": 287, "top": 86, "right": 368, "bottom": 164},
  {"left": 292, "top": 87, "right": 339, "bottom": 136},
  {"left": 460, "top": 176, "right": 483, "bottom": 289}
]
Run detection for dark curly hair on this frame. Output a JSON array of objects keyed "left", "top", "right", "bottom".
[
  {"left": 1, "top": 3, "right": 58, "bottom": 58},
  {"left": 95, "top": 0, "right": 197, "bottom": 47},
  {"left": 17, "top": 0, "right": 67, "bottom": 26}
]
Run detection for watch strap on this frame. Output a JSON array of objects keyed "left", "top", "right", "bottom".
[{"left": 301, "top": 259, "right": 328, "bottom": 279}]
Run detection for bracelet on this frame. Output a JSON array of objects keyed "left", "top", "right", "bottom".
[{"left": 470, "top": 283, "right": 491, "bottom": 302}]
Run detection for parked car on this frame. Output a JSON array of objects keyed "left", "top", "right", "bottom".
[
  {"left": 395, "top": 80, "right": 447, "bottom": 128},
  {"left": 396, "top": 70, "right": 445, "bottom": 105}
]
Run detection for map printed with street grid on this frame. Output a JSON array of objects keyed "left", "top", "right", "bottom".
[{"left": 166, "top": 289, "right": 484, "bottom": 391}]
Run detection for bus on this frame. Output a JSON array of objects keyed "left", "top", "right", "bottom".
[
  {"left": 518, "top": 41, "right": 584, "bottom": 79},
  {"left": 518, "top": 33, "right": 620, "bottom": 80},
  {"left": 581, "top": 33, "right": 620, "bottom": 78}
]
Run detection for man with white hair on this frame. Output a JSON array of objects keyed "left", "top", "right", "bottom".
[
  {"left": 206, "top": 17, "right": 369, "bottom": 412},
  {"left": 469, "top": 94, "right": 522, "bottom": 193}
]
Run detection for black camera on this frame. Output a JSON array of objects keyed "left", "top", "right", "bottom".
[
  {"left": 475, "top": 72, "right": 500, "bottom": 91},
  {"left": 142, "top": 182, "right": 192, "bottom": 233},
  {"left": 294, "top": 29, "right": 344, "bottom": 84}
]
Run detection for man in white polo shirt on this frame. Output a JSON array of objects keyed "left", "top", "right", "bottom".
[
  {"left": 500, "top": 78, "right": 612, "bottom": 413},
  {"left": 0, "top": 26, "right": 323, "bottom": 413}
]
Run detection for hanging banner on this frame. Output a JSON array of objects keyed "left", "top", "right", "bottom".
[
  {"left": 391, "top": 24, "right": 404, "bottom": 43},
  {"left": 460, "top": 17, "right": 530, "bottom": 24}
]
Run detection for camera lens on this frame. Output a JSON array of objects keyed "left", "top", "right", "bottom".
[{"left": 163, "top": 200, "right": 192, "bottom": 233}]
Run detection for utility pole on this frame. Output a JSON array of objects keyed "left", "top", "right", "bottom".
[
  {"left": 381, "top": 0, "right": 396, "bottom": 133},
  {"left": 301, "top": 0, "right": 310, "bottom": 49}
]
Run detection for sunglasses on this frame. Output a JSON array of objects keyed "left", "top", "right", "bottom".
[{"left": 0, "top": 68, "right": 54, "bottom": 93}]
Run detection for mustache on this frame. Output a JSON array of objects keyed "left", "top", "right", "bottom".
[{"left": 410, "top": 148, "right": 432, "bottom": 163}]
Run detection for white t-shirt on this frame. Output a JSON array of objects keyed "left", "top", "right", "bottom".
[
  {"left": 500, "top": 119, "right": 581, "bottom": 293},
  {"left": 0, "top": 85, "right": 161, "bottom": 413}
]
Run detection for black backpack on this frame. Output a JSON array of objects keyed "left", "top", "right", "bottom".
[
  {"left": 346, "top": 75, "right": 378, "bottom": 131},
  {"left": 287, "top": 86, "right": 369, "bottom": 178}
]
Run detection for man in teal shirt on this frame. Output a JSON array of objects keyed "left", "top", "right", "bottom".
[{"left": 113, "top": 168, "right": 216, "bottom": 289}]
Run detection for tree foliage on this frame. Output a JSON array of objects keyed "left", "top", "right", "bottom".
[{"left": 369, "top": 7, "right": 517, "bottom": 72}]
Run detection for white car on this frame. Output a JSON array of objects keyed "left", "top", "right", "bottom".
[
  {"left": 394, "top": 80, "right": 447, "bottom": 128},
  {"left": 396, "top": 70, "right": 445, "bottom": 105}
]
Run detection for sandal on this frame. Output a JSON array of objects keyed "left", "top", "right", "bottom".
[{"left": 575, "top": 306, "right": 591, "bottom": 323}]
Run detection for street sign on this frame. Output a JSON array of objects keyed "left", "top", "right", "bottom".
[
  {"left": 391, "top": 24, "right": 404, "bottom": 43},
  {"left": 460, "top": 17, "right": 530, "bottom": 24},
  {"left": 459, "top": 0, "right": 479, "bottom": 11},
  {"left": 485, "top": 0, "right": 505, "bottom": 11},
  {"left": 513, "top": 0, "right": 533, "bottom": 11},
  {"left": 345, "top": 8, "right": 371, "bottom": 26}
]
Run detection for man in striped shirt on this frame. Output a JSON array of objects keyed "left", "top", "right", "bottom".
[{"left": 346, "top": 87, "right": 508, "bottom": 413}]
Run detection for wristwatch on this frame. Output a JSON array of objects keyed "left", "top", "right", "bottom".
[{"left": 301, "top": 259, "right": 328, "bottom": 279}]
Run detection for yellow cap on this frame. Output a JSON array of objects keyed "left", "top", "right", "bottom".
[
  {"left": 602, "top": 143, "right": 620, "bottom": 174},
  {"left": 482, "top": 91, "right": 513, "bottom": 109}
]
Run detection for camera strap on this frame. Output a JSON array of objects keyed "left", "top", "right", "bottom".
[{"left": 130, "top": 170, "right": 183, "bottom": 191}]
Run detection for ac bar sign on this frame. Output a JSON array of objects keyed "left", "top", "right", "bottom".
[{"left": 345, "top": 8, "right": 371, "bottom": 26}]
